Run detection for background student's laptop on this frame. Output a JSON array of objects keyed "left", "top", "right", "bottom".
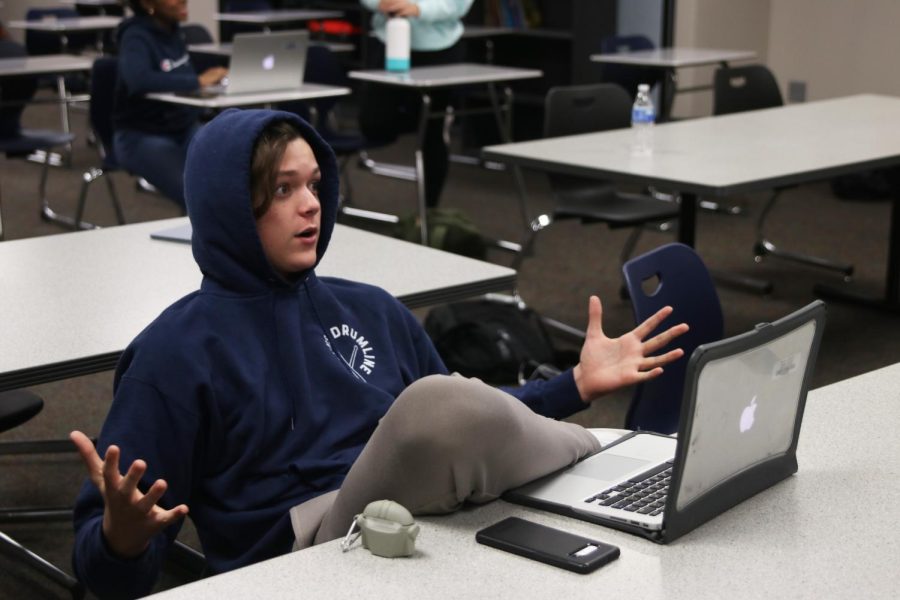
[
  {"left": 193, "top": 30, "right": 308, "bottom": 97},
  {"left": 506, "top": 300, "right": 826, "bottom": 544}
]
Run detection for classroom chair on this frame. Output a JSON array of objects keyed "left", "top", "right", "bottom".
[
  {"left": 713, "top": 64, "right": 853, "bottom": 280},
  {"left": 72, "top": 56, "right": 130, "bottom": 230},
  {"left": 622, "top": 242, "right": 723, "bottom": 434},
  {"left": 0, "top": 39, "right": 78, "bottom": 238},
  {"left": 0, "top": 390, "right": 86, "bottom": 599},
  {"left": 516, "top": 83, "right": 680, "bottom": 291}
]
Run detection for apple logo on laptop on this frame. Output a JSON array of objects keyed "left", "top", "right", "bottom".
[
  {"left": 739, "top": 395, "right": 758, "bottom": 433},
  {"left": 261, "top": 54, "right": 275, "bottom": 71}
]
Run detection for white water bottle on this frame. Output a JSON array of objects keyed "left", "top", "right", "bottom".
[
  {"left": 385, "top": 16, "right": 410, "bottom": 72},
  {"left": 631, "top": 83, "right": 655, "bottom": 157}
]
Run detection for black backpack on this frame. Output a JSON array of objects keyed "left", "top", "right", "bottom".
[{"left": 424, "top": 299, "right": 575, "bottom": 385}]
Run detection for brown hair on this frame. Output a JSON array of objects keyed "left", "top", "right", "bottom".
[{"left": 250, "top": 120, "right": 303, "bottom": 218}]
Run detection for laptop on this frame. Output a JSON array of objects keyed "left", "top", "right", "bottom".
[
  {"left": 150, "top": 223, "right": 192, "bottom": 244},
  {"left": 188, "top": 30, "right": 309, "bottom": 97},
  {"left": 506, "top": 300, "right": 826, "bottom": 544}
]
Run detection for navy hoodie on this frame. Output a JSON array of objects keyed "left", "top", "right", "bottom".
[
  {"left": 72, "top": 109, "right": 586, "bottom": 598},
  {"left": 113, "top": 15, "right": 201, "bottom": 135}
]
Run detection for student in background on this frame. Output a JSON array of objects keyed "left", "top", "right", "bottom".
[
  {"left": 113, "top": 0, "right": 227, "bottom": 207},
  {"left": 70, "top": 108, "right": 687, "bottom": 598},
  {"left": 359, "top": 0, "right": 473, "bottom": 208}
]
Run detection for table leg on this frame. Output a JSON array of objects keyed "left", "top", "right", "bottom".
[
  {"left": 814, "top": 196, "right": 900, "bottom": 312},
  {"left": 677, "top": 192, "right": 697, "bottom": 247},
  {"left": 414, "top": 93, "right": 431, "bottom": 245},
  {"left": 678, "top": 191, "right": 771, "bottom": 294},
  {"left": 487, "top": 83, "right": 527, "bottom": 248}
]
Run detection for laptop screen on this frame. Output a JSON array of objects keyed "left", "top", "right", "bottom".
[{"left": 676, "top": 319, "right": 817, "bottom": 510}]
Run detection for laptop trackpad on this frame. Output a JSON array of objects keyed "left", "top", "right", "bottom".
[{"left": 568, "top": 454, "right": 653, "bottom": 481}]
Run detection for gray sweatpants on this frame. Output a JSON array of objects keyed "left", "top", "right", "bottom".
[{"left": 289, "top": 374, "right": 601, "bottom": 549}]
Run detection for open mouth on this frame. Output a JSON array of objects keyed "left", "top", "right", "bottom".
[{"left": 295, "top": 227, "right": 318, "bottom": 240}]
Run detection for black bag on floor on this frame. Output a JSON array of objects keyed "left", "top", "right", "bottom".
[{"left": 424, "top": 299, "right": 573, "bottom": 385}]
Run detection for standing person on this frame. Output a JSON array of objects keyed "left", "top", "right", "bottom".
[
  {"left": 70, "top": 108, "right": 688, "bottom": 598},
  {"left": 113, "top": 0, "right": 228, "bottom": 208},
  {"left": 359, "top": 0, "right": 473, "bottom": 208}
]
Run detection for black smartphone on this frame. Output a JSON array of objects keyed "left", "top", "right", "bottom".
[{"left": 476, "top": 516, "right": 620, "bottom": 574}]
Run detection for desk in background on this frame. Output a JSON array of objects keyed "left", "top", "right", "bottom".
[
  {"left": 7, "top": 16, "right": 121, "bottom": 53},
  {"left": 0, "top": 218, "right": 515, "bottom": 393},
  {"left": 146, "top": 82, "right": 351, "bottom": 110},
  {"left": 347, "top": 63, "right": 542, "bottom": 245},
  {"left": 0, "top": 53, "right": 93, "bottom": 198},
  {"left": 142, "top": 362, "right": 900, "bottom": 599},
  {"left": 590, "top": 47, "right": 756, "bottom": 120},
  {"left": 483, "top": 94, "right": 900, "bottom": 311}
]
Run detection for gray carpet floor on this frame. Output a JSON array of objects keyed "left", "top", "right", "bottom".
[{"left": 2, "top": 91, "right": 899, "bottom": 598}]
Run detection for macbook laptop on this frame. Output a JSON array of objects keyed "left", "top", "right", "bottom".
[
  {"left": 506, "top": 300, "right": 826, "bottom": 543},
  {"left": 187, "top": 29, "right": 309, "bottom": 97}
]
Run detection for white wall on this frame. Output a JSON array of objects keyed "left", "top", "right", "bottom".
[
  {"left": 768, "top": 0, "right": 900, "bottom": 101},
  {"left": 672, "top": 0, "right": 771, "bottom": 118},
  {"left": 671, "top": 0, "right": 900, "bottom": 117}
]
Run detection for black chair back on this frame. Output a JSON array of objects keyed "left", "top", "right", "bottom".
[
  {"left": 0, "top": 40, "right": 37, "bottom": 140},
  {"left": 713, "top": 64, "right": 784, "bottom": 115},
  {"left": 89, "top": 57, "right": 120, "bottom": 170},
  {"left": 544, "top": 82, "right": 631, "bottom": 138},
  {"left": 543, "top": 83, "right": 631, "bottom": 194}
]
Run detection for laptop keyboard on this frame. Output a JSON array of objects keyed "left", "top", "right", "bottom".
[{"left": 584, "top": 461, "right": 673, "bottom": 516}]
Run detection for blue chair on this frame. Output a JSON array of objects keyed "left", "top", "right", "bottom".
[
  {"left": 0, "top": 39, "right": 78, "bottom": 238},
  {"left": 622, "top": 243, "right": 724, "bottom": 434}
]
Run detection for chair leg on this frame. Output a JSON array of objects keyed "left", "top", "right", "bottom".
[
  {"left": 0, "top": 531, "right": 85, "bottom": 599},
  {"left": 40, "top": 151, "right": 97, "bottom": 231},
  {"left": 753, "top": 191, "right": 854, "bottom": 279},
  {"left": 105, "top": 173, "right": 126, "bottom": 225},
  {"left": 74, "top": 167, "right": 125, "bottom": 229}
]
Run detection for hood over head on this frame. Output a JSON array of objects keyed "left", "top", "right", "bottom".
[{"left": 184, "top": 109, "right": 339, "bottom": 292}]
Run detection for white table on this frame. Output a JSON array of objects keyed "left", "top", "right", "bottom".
[
  {"left": 590, "top": 47, "right": 756, "bottom": 120},
  {"left": 347, "top": 63, "right": 542, "bottom": 244},
  {"left": 0, "top": 218, "right": 515, "bottom": 392},
  {"left": 143, "top": 362, "right": 900, "bottom": 599},
  {"left": 0, "top": 53, "right": 92, "bottom": 78},
  {"left": 483, "top": 94, "right": 900, "bottom": 311},
  {"left": 215, "top": 9, "right": 343, "bottom": 32},
  {"left": 146, "top": 82, "right": 351, "bottom": 109}
]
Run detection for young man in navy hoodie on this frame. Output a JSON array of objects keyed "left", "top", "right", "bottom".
[{"left": 70, "top": 109, "right": 687, "bottom": 598}]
